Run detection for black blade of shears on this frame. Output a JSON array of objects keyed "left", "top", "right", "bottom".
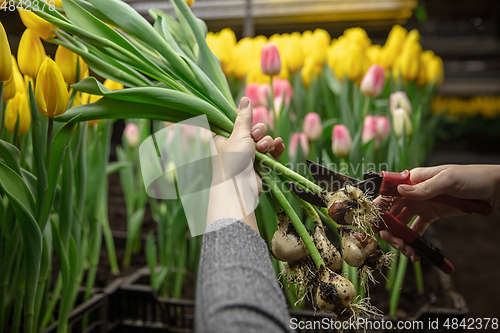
[
  {"left": 306, "top": 160, "right": 383, "bottom": 198},
  {"left": 288, "top": 182, "right": 327, "bottom": 208}
]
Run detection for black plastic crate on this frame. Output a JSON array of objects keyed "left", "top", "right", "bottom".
[{"left": 41, "top": 267, "right": 467, "bottom": 333}]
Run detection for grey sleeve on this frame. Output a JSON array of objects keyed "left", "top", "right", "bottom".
[{"left": 195, "top": 218, "right": 292, "bottom": 333}]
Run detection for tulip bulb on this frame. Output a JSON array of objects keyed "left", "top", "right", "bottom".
[
  {"left": 271, "top": 213, "right": 309, "bottom": 263},
  {"left": 323, "top": 185, "right": 380, "bottom": 231},
  {"left": 315, "top": 265, "right": 356, "bottom": 314},
  {"left": 338, "top": 227, "right": 378, "bottom": 267},
  {"left": 313, "top": 224, "right": 342, "bottom": 272}
]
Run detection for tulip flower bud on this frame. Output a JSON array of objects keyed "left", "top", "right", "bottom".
[
  {"left": 392, "top": 108, "right": 412, "bottom": 137},
  {"left": 0, "top": 22, "right": 12, "bottom": 82},
  {"left": 362, "top": 115, "right": 377, "bottom": 144},
  {"left": 284, "top": 37, "right": 304, "bottom": 74},
  {"left": 103, "top": 79, "right": 124, "bottom": 91},
  {"left": 3, "top": 73, "right": 16, "bottom": 101},
  {"left": 390, "top": 91, "right": 412, "bottom": 115},
  {"left": 55, "top": 46, "right": 88, "bottom": 84},
  {"left": 18, "top": 29, "right": 46, "bottom": 79},
  {"left": 289, "top": 132, "right": 309, "bottom": 158},
  {"left": 332, "top": 124, "right": 352, "bottom": 157},
  {"left": 18, "top": 9, "right": 56, "bottom": 40},
  {"left": 123, "top": 123, "right": 140, "bottom": 148},
  {"left": 273, "top": 96, "right": 283, "bottom": 118},
  {"left": 360, "top": 65, "right": 385, "bottom": 97},
  {"left": 252, "top": 106, "right": 273, "bottom": 130},
  {"left": 272, "top": 78, "right": 293, "bottom": 106},
  {"left": 5, "top": 93, "right": 31, "bottom": 135},
  {"left": 184, "top": 0, "right": 195, "bottom": 7},
  {"left": 257, "top": 83, "right": 271, "bottom": 107},
  {"left": 303, "top": 112, "right": 323, "bottom": 141},
  {"left": 261, "top": 43, "right": 281, "bottom": 76},
  {"left": 375, "top": 115, "right": 390, "bottom": 140},
  {"left": 244, "top": 83, "right": 260, "bottom": 107},
  {"left": 35, "top": 58, "right": 69, "bottom": 118}
]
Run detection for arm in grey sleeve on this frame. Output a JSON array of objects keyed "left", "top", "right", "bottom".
[{"left": 195, "top": 218, "right": 292, "bottom": 333}]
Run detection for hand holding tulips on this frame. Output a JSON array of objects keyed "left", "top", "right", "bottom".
[
  {"left": 207, "top": 97, "right": 285, "bottom": 233},
  {"left": 379, "top": 164, "right": 500, "bottom": 261}
]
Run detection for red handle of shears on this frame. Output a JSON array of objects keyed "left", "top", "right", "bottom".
[
  {"left": 374, "top": 211, "right": 454, "bottom": 275},
  {"left": 379, "top": 170, "right": 493, "bottom": 216}
]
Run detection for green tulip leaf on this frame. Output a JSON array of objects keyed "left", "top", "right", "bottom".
[
  {"left": 0, "top": 163, "right": 36, "bottom": 215},
  {"left": 41, "top": 115, "right": 80, "bottom": 232},
  {"left": 59, "top": 83, "right": 234, "bottom": 132},
  {"left": 0, "top": 140, "right": 22, "bottom": 176},
  {"left": 0, "top": 163, "right": 41, "bottom": 331},
  {"left": 171, "top": 0, "right": 234, "bottom": 107}
]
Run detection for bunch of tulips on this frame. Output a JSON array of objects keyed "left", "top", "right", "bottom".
[{"left": 0, "top": 0, "right": 446, "bottom": 330}]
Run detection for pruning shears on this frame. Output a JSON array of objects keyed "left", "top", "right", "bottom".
[{"left": 290, "top": 160, "right": 494, "bottom": 275}]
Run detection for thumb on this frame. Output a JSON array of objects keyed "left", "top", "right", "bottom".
[
  {"left": 397, "top": 171, "right": 450, "bottom": 201},
  {"left": 231, "top": 97, "right": 252, "bottom": 140}
]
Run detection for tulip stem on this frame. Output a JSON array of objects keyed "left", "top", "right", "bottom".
[
  {"left": 46, "top": 118, "right": 54, "bottom": 171},
  {"left": 362, "top": 96, "right": 370, "bottom": 119}
]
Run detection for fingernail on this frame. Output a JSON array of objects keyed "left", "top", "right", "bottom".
[
  {"left": 239, "top": 97, "right": 249, "bottom": 109},
  {"left": 399, "top": 184, "right": 415, "bottom": 192},
  {"left": 252, "top": 128, "right": 262, "bottom": 139},
  {"left": 258, "top": 141, "right": 269, "bottom": 151}
]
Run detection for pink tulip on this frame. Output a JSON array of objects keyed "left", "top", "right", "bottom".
[
  {"left": 289, "top": 132, "right": 309, "bottom": 158},
  {"left": 261, "top": 43, "right": 281, "bottom": 76},
  {"left": 252, "top": 106, "right": 274, "bottom": 130},
  {"left": 331, "top": 124, "right": 352, "bottom": 157},
  {"left": 244, "top": 83, "right": 260, "bottom": 107},
  {"left": 272, "top": 78, "right": 293, "bottom": 106},
  {"left": 303, "top": 112, "right": 323, "bottom": 141},
  {"left": 390, "top": 91, "right": 412, "bottom": 115},
  {"left": 273, "top": 96, "right": 284, "bottom": 118},
  {"left": 362, "top": 115, "right": 377, "bottom": 144},
  {"left": 123, "top": 123, "right": 139, "bottom": 148},
  {"left": 360, "top": 65, "right": 385, "bottom": 97},
  {"left": 257, "top": 83, "right": 271, "bottom": 107},
  {"left": 375, "top": 115, "right": 390, "bottom": 140}
]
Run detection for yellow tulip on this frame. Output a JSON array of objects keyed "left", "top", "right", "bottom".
[
  {"left": 343, "top": 44, "right": 369, "bottom": 82},
  {"left": 402, "top": 29, "right": 420, "bottom": 50},
  {"left": 301, "top": 57, "right": 323, "bottom": 88},
  {"left": 103, "top": 79, "right": 124, "bottom": 91},
  {"left": 54, "top": 0, "right": 63, "bottom": 8},
  {"left": 24, "top": 75, "right": 35, "bottom": 92},
  {"left": 2, "top": 71, "right": 16, "bottom": 101},
  {"left": 18, "top": 29, "right": 46, "bottom": 78},
  {"left": 207, "top": 28, "right": 236, "bottom": 76},
  {"left": 392, "top": 42, "right": 422, "bottom": 83},
  {"left": 0, "top": 22, "right": 12, "bottom": 82},
  {"left": 379, "top": 25, "right": 407, "bottom": 69},
  {"left": 35, "top": 58, "right": 69, "bottom": 118},
  {"left": 423, "top": 52, "right": 443, "bottom": 85},
  {"left": 344, "top": 27, "right": 371, "bottom": 49},
  {"left": 283, "top": 36, "right": 304, "bottom": 74},
  {"left": 184, "top": 0, "right": 195, "bottom": 6},
  {"left": 71, "top": 92, "right": 82, "bottom": 107},
  {"left": 18, "top": 9, "right": 57, "bottom": 40},
  {"left": 367, "top": 44, "right": 381, "bottom": 65},
  {"left": 55, "top": 46, "right": 88, "bottom": 84},
  {"left": 5, "top": 93, "right": 31, "bottom": 135}
]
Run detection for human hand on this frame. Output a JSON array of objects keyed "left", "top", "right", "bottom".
[
  {"left": 207, "top": 97, "right": 285, "bottom": 233},
  {"left": 378, "top": 164, "right": 500, "bottom": 261}
]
